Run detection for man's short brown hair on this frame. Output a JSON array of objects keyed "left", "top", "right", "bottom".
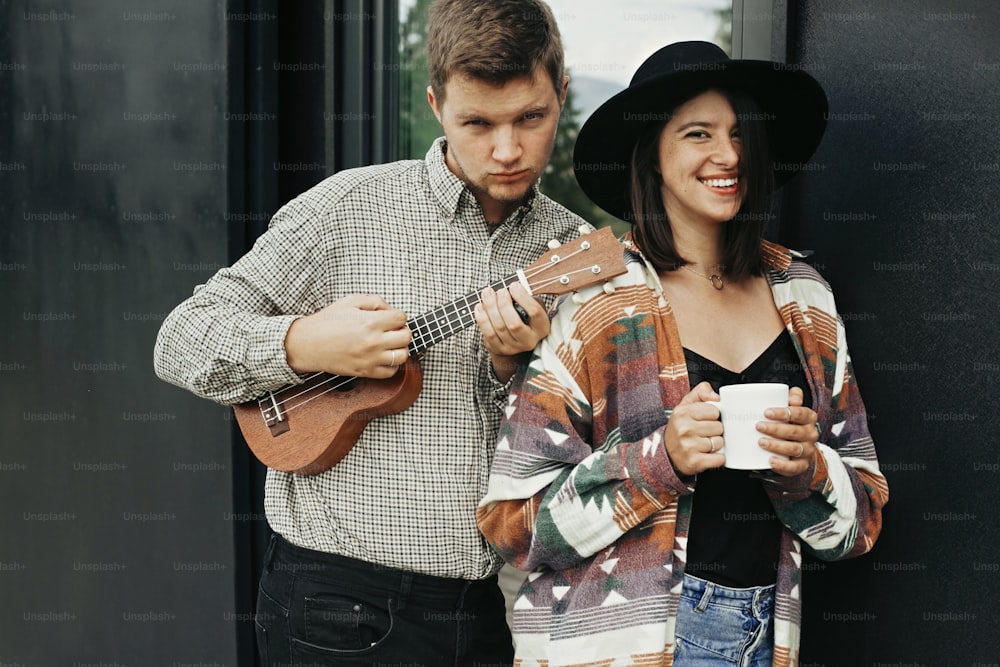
[{"left": 427, "top": 0, "right": 565, "bottom": 103}]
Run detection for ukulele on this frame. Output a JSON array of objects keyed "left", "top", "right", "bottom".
[{"left": 233, "top": 225, "right": 626, "bottom": 475}]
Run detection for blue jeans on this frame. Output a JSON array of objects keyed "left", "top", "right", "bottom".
[
  {"left": 674, "top": 573, "right": 775, "bottom": 667},
  {"left": 254, "top": 534, "right": 513, "bottom": 667}
]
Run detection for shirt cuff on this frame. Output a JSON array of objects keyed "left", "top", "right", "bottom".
[
  {"left": 758, "top": 444, "right": 826, "bottom": 499},
  {"left": 644, "top": 426, "right": 696, "bottom": 500},
  {"left": 246, "top": 314, "right": 306, "bottom": 392}
]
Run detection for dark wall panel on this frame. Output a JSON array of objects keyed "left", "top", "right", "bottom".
[
  {"left": 2, "top": 1, "right": 401, "bottom": 664},
  {"left": 781, "top": 1, "right": 1000, "bottom": 664},
  {"left": 0, "top": 2, "right": 239, "bottom": 663}
]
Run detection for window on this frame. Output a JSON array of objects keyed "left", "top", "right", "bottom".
[{"left": 398, "top": 0, "right": 732, "bottom": 230}]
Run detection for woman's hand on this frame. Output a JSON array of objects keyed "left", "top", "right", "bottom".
[
  {"left": 663, "top": 381, "right": 726, "bottom": 476},
  {"left": 756, "top": 386, "right": 820, "bottom": 477}
]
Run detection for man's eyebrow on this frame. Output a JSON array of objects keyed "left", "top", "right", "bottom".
[{"left": 455, "top": 103, "right": 553, "bottom": 122}]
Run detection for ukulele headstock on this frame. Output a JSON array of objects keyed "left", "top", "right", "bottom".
[{"left": 519, "top": 226, "right": 626, "bottom": 296}]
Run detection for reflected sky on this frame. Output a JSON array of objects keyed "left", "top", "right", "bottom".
[
  {"left": 398, "top": 0, "right": 731, "bottom": 120},
  {"left": 399, "top": 0, "right": 731, "bottom": 86},
  {"left": 544, "top": 0, "right": 731, "bottom": 85}
]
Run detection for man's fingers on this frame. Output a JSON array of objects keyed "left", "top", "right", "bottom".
[
  {"left": 345, "top": 293, "right": 391, "bottom": 310},
  {"left": 507, "top": 283, "right": 546, "bottom": 320}
]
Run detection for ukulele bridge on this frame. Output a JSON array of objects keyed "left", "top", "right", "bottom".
[{"left": 261, "top": 393, "right": 290, "bottom": 437}]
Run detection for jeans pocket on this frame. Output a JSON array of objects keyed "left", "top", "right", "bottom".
[
  {"left": 289, "top": 592, "right": 396, "bottom": 659},
  {"left": 255, "top": 587, "right": 289, "bottom": 665},
  {"left": 676, "top": 593, "right": 756, "bottom": 663},
  {"left": 254, "top": 620, "right": 269, "bottom": 666}
]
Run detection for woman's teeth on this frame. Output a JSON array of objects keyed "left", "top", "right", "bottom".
[{"left": 701, "top": 178, "right": 738, "bottom": 188}]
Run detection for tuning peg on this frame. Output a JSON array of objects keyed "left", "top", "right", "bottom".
[
  {"left": 603, "top": 283, "right": 616, "bottom": 295},
  {"left": 547, "top": 239, "right": 561, "bottom": 250},
  {"left": 578, "top": 225, "right": 592, "bottom": 235}
]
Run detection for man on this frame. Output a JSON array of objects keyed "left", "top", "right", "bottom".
[{"left": 153, "top": 0, "right": 585, "bottom": 664}]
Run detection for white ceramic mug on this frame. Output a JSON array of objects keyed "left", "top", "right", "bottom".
[{"left": 707, "top": 383, "right": 790, "bottom": 470}]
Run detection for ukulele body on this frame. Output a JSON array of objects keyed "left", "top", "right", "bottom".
[
  {"left": 231, "top": 226, "right": 625, "bottom": 476},
  {"left": 233, "top": 361, "right": 423, "bottom": 475}
]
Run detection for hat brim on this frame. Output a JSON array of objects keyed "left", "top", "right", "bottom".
[{"left": 573, "top": 61, "right": 829, "bottom": 222}]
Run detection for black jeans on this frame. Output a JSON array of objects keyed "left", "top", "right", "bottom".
[{"left": 254, "top": 534, "right": 514, "bottom": 667}]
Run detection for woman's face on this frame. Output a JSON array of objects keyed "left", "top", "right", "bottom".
[{"left": 656, "top": 89, "right": 743, "bottom": 228}]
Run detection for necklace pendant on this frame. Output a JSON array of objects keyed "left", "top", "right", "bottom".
[{"left": 677, "top": 263, "right": 726, "bottom": 290}]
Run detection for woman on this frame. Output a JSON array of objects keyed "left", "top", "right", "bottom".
[{"left": 477, "top": 42, "right": 888, "bottom": 667}]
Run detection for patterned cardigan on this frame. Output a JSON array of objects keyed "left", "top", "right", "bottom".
[{"left": 477, "top": 241, "right": 888, "bottom": 667}]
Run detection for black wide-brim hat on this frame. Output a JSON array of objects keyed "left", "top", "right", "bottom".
[{"left": 573, "top": 41, "right": 829, "bottom": 222}]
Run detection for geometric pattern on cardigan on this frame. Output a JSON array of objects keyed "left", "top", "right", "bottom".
[{"left": 478, "top": 241, "right": 889, "bottom": 667}]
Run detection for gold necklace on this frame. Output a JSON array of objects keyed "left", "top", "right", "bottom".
[{"left": 680, "top": 264, "right": 725, "bottom": 290}]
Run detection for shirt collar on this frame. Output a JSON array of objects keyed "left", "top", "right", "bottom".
[
  {"left": 425, "top": 137, "right": 539, "bottom": 228},
  {"left": 425, "top": 137, "right": 465, "bottom": 218}
]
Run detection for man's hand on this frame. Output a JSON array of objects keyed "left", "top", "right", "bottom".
[
  {"left": 474, "top": 283, "right": 549, "bottom": 383},
  {"left": 284, "top": 294, "right": 410, "bottom": 379}
]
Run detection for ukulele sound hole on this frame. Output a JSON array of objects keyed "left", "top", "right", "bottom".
[{"left": 333, "top": 377, "right": 358, "bottom": 392}]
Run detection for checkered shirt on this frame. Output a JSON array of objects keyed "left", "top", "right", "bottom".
[{"left": 153, "top": 138, "right": 589, "bottom": 579}]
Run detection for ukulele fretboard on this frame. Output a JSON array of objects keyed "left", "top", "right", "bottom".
[{"left": 406, "top": 274, "right": 520, "bottom": 354}]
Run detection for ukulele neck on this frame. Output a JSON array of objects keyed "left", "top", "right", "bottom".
[{"left": 406, "top": 274, "right": 521, "bottom": 355}]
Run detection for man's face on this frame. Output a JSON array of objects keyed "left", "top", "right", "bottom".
[{"left": 428, "top": 68, "right": 568, "bottom": 223}]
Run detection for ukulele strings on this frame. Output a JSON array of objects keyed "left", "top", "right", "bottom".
[{"left": 257, "top": 242, "right": 600, "bottom": 420}]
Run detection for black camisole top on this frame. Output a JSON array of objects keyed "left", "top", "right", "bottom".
[{"left": 683, "top": 330, "right": 813, "bottom": 588}]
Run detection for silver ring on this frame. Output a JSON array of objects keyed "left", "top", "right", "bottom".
[
  {"left": 709, "top": 436, "right": 719, "bottom": 453},
  {"left": 796, "top": 443, "right": 805, "bottom": 458},
  {"left": 390, "top": 349, "right": 397, "bottom": 366},
  {"left": 785, "top": 407, "right": 793, "bottom": 422}
]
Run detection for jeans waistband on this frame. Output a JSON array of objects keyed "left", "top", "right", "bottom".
[
  {"left": 682, "top": 572, "right": 775, "bottom": 618},
  {"left": 266, "top": 533, "right": 496, "bottom": 604}
]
